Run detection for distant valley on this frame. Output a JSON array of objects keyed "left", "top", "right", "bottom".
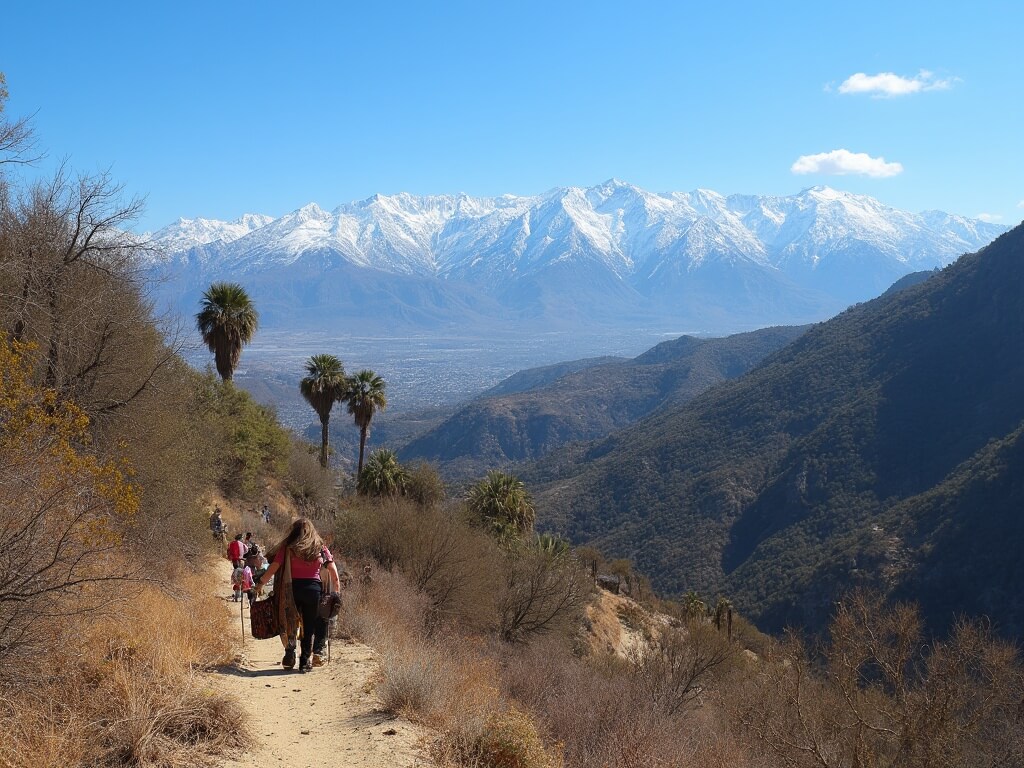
[{"left": 399, "top": 325, "right": 808, "bottom": 479}]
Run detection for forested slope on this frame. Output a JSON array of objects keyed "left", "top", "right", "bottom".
[{"left": 532, "top": 224, "right": 1024, "bottom": 635}]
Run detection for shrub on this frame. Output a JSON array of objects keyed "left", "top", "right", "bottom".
[
  {"left": 501, "top": 640, "right": 695, "bottom": 768},
  {"left": 0, "top": 575, "right": 243, "bottom": 768},
  {"left": 285, "top": 436, "right": 337, "bottom": 510},
  {"left": 466, "top": 471, "right": 536, "bottom": 542},
  {"left": 734, "top": 590, "right": 1024, "bottom": 768},
  {"left": 0, "top": 340, "right": 140, "bottom": 668},
  {"left": 197, "top": 375, "right": 289, "bottom": 498},
  {"left": 341, "top": 500, "right": 500, "bottom": 630},
  {"left": 405, "top": 461, "right": 446, "bottom": 508},
  {"left": 497, "top": 549, "right": 590, "bottom": 642},
  {"left": 468, "top": 706, "right": 562, "bottom": 768},
  {"left": 631, "top": 619, "right": 740, "bottom": 715}
]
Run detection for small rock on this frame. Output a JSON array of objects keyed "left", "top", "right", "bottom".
[
  {"left": 300, "top": 730, "right": 310, "bottom": 735},
  {"left": 383, "top": 728, "right": 397, "bottom": 736}
]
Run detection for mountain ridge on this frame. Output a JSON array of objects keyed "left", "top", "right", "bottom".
[{"left": 146, "top": 182, "right": 1007, "bottom": 333}]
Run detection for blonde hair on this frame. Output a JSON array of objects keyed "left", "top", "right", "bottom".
[{"left": 268, "top": 517, "right": 324, "bottom": 563}]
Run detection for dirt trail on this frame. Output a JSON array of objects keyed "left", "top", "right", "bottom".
[{"left": 210, "top": 591, "right": 426, "bottom": 768}]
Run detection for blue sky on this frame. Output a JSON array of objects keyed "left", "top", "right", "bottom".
[{"left": 4, "top": 0, "right": 1022, "bottom": 231}]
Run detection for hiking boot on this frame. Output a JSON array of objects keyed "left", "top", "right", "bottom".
[
  {"left": 282, "top": 648, "right": 296, "bottom": 669},
  {"left": 299, "top": 656, "right": 313, "bottom": 673},
  {"left": 311, "top": 653, "right": 325, "bottom": 667}
]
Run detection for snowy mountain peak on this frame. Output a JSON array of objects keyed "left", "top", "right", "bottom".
[
  {"left": 295, "top": 202, "right": 329, "bottom": 220},
  {"left": 149, "top": 183, "right": 1008, "bottom": 315}
]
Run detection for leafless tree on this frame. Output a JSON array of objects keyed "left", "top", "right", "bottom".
[
  {"left": 735, "top": 590, "right": 1024, "bottom": 768},
  {"left": 497, "top": 548, "right": 590, "bottom": 642},
  {"left": 632, "top": 619, "right": 740, "bottom": 715}
]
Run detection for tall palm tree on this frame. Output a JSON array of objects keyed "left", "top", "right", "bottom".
[
  {"left": 345, "top": 369, "right": 387, "bottom": 481},
  {"left": 466, "top": 470, "right": 536, "bottom": 542},
  {"left": 195, "top": 282, "right": 259, "bottom": 382},
  {"left": 357, "top": 448, "right": 409, "bottom": 497},
  {"left": 299, "top": 354, "right": 347, "bottom": 468}
]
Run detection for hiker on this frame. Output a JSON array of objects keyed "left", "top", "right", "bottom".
[
  {"left": 230, "top": 560, "right": 255, "bottom": 603},
  {"left": 210, "top": 506, "right": 224, "bottom": 536},
  {"left": 255, "top": 518, "right": 341, "bottom": 673},
  {"left": 243, "top": 531, "right": 258, "bottom": 556},
  {"left": 249, "top": 550, "right": 269, "bottom": 593},
  {"left": 261, "top": 503, "right": 271, "bottom": 524},
  {"left": 226, "top": 532, "right": 247, "bottom": 567}
]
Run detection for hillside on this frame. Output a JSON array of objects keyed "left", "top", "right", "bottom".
[
  {"left": 400, "top": 325, "right": 807, "bottom": 477},
  {"left": 482, "top": 355, "right": 626, "bottom": 397},
  {"left": 531, "top": 224, "right": 1024, "bottom": 635}
]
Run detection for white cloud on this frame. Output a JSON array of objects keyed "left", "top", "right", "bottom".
[
  {"left": 791, "top": 149, "right": 903, "bottom": 178},
  {"left": 837, "top": 69, "right": 958, "bottom": 98},
  {"left": 976, "top": 213, "right": 1003, "bottom": 223},
  {"left": 1017, "top": 200, "right": 1024, "bottom": 209}
]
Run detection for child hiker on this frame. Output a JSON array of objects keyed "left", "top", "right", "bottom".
[{"left": 231, "top": 560, "right": 255, "bottom": 604}]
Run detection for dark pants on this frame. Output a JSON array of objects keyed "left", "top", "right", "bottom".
[{"left": 292, "top": 578, "right": 327, "bottom": 662}]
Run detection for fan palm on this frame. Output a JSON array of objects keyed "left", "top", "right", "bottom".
[
  {"left": 357, "top": 448, "right": 409, "bottom": 497},
  {"left": 299, "top": 354, "right": 347, "bottom": 468},
  {"left": 466, "top": 471, "right": 536, "bottom": 541},
  {"left": 195, "top": 282, "right": 259, "bottom": 382},
  {"left": 535, "top": 532, "right": 570, "bottom": 557},
  {"left": 345, "top": 369, "right": 387, "bottom": 481}
]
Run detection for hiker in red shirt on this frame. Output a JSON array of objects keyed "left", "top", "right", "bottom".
[{"left": 226, "top": 533, "right": 246, "bottom": 567}]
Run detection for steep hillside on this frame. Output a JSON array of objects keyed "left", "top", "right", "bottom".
[
  {"left": 482, "top": 356, "right": 626, "bottom": 397},
  {"left": 532, "top": 225, "right": 1024, "bottom": 635},
  {"left": 400, "top": 326, "right": 807, "bottom": 477}
]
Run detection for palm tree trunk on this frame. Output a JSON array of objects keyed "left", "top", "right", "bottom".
[
  {"left": 357, "top": 425, "right": 368, "bottom": 480},
  {"left": 319, "top": 416, "right": 330, "bottom": 468}
]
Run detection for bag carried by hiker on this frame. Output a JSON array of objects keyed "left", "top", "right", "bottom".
[
  {"left": 318, "top": 590, "right": 342, "bottom": 620},
  {"left": 250, "top": 596, "right": 279, "bottom": 639}
]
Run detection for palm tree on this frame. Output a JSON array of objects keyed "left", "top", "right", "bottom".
[
  {"left": 357, "top": 448, "right": 409, "bottom": 497},
  {"left": 714, "top": 597, "right": 733, "bottom": 640},
  {"left": 535, "top": 532, "right": 570, "bottom": 557},
  {"left": 299, "top": 354, "right": 347, "bottom": 468},
  {"left": 196, "top": 282, "right": 259, "bottom": 382},
  {"left": 466, "top": 471, "right": 536, "bottom": 542},
  {"left": 345, "top": 369, "right": 387, "bottom": 481},
  {"left": 683, "top": 591, "right": 706, "bottom": 621}
]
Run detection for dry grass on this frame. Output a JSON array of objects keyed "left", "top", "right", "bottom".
[
  {"left": 0, "top": 571, "right": 244, "bottom": 768},
  {"left": 342, "top": 568, "right": 561, "bottom": 768}
]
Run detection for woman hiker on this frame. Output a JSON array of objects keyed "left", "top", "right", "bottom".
[{"left": 255, "top": 518, "right": 341, "bottom": 672}]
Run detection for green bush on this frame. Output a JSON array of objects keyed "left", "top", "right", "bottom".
[{"left": 196, "top": 375, "right": 289, "bottom": 498}]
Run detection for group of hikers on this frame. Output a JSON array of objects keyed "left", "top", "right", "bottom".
[
  {"left": 216, "top": 506, "right": 342, "bottom": 674},
  {"left": 228, "top": 530, "right": 266, "bottom": 604}
]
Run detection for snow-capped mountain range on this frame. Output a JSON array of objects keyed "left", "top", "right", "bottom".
[{"left": 148, "top": 181, "right": 1007, "bottom": 333}]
